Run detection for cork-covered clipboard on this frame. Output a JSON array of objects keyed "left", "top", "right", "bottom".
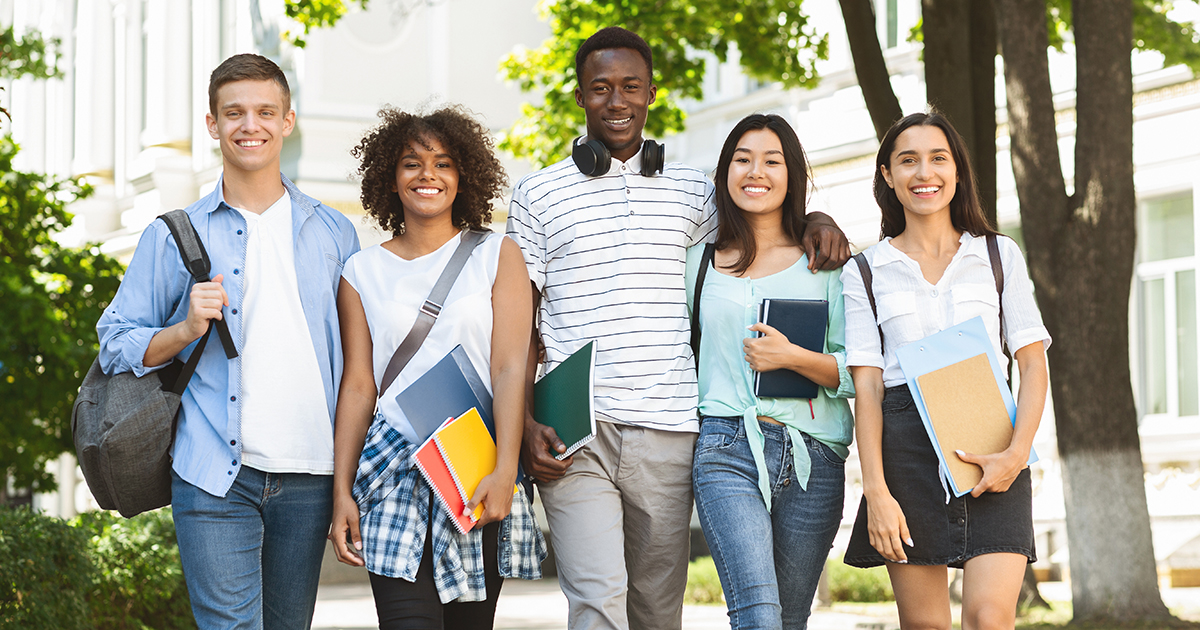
[{"left": 915, "top": 353, "right": 1014, "bottom": 492}]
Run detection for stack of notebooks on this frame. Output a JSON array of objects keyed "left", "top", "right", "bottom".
[{"left": 412, "top": 407, "right": 497, "bottom": 534}]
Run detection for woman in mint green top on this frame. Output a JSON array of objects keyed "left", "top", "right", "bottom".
[{"left": 686, "top": 114, "right": 853, "bottom": 630}]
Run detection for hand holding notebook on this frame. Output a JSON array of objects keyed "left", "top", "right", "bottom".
[
  {"left": 532, "top": 341, "right": 598, "bottom": 460},
  {"left": 752, "top": 299, "right": 828, "bottom": 399}
]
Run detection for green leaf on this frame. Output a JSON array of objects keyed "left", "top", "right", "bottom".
[
  {"left": 0, "top": 135, "right": 124, "bottom": 495},
  {"left": 497, "top": 0, "right": 829, "bottom": 168}
]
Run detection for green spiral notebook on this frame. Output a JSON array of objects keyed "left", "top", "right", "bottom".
[{"left": 532, "top": 341, "right": 597, "bottom": 460}]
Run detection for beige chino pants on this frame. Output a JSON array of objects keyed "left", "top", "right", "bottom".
[{"left": 539, "top": 420, "right": 697, "bottom": 630}]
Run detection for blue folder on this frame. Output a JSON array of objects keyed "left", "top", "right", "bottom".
[
  {"left": 395, "top": 345, "right": 494, "bottom": 443},
  {"left": 894, "top": 316, "right": 1037, "bottom": 497}
]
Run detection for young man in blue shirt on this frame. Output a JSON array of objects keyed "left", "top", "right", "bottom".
[{"left": 97, "top": 53, "right": 359, "bottom": 630}]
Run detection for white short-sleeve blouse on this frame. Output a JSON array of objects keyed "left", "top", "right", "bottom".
[
  {"left": 840, "top": 232, "right": 1051, "bottom": 388},
  {"left": 341, "top": 231, "right": 503, "bottom": 442}
]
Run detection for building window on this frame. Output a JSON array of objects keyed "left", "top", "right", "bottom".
[
  {"left": 876, "top": 0, "right": 899, "bottom": 49},
  {"left": 1136, "top": 192, "right": 1198, "bottom": 419}
]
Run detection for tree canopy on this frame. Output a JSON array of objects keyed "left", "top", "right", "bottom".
[
  {"left": 0, "top": 29, "right": 123, "bottom": 497},
  {"left": 498, "top": 0, "right": 828, "bottom": 168},
  {"left": 0, "top": 137, "right": 123, "bottom": 496}
]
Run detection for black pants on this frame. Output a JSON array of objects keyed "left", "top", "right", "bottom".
[{"left": 369, "top": 496, "right": 504, "bottom": 630}]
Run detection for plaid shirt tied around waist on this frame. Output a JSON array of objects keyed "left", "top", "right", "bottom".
[{"left": 353, "top": 414, "right": 546, "bottom": 603}]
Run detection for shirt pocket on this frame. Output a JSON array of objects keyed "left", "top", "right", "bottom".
[
  {"left": 951, "top": 283, "right": 999, "bottom": 328},
  {"left": 876, "top": 291, "right": 919, "bottom": 347}
]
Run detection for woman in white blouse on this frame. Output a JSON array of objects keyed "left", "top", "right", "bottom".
[{"left": 840, "top": 111, "right": 1051, "bottom": 629}]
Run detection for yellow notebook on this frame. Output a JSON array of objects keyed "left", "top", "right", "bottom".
[{"left": 434, "top": 408, "right": 496, "bottom": 528}]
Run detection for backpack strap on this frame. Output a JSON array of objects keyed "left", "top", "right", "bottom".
[
  {"left": 158, "top": 210, "right": 239, "bottom": 396},
  {"left": 689, "top": 243, "right": 716, "bottom": 365},
  {"left": 985, "top": 233, "right": 1008, "bottom": 356},
  {"left": 852, "top": 252, "right": 884, "bottom": 351},
  {"left": 378, "top": 230, "right": 489, "bottom": 398}
]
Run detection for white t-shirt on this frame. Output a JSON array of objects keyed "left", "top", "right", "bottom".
[
  {"left": 235, "top": 192, "right": 334, "bottom": 473},
  {"left": 341, "top": 231, "right": 503, "bottom": 444},
  {"left": 840, "top": 232, "right": 1052, "bottom": 388},
  {"left": 506, "top": 152, "right": 717, "bottom": 433}
]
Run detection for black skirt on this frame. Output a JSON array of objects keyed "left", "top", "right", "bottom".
[{"left": 844, "top": 386, "right": 1035, "bottom": 569}]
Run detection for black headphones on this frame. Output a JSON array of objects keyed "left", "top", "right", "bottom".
[{"left": 572, "top": 136, "right": 665, "bottom": 177}]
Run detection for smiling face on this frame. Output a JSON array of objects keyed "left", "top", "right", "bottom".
[
  {"left": 206, "top": 79, "right": 294, "bottom": 178},
  {"left": 881, "top": 124, "right": 958, "bottom": 220},
  {"left": 392, "top": 136, "right": 459, "bottom": 224},
  {"left": 726, "top": 128, "right": 788, "bottom": 217},
  {"left": 575, "top": 47, "right": 657, "bottom": 163}
]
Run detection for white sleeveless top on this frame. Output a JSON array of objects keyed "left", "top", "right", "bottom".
[{"left": 341, "top": 231, "right": 503, "bottom": 443}]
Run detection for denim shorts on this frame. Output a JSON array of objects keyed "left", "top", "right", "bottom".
[{"left": 844, "top": 386, "right": 1035, "bottom": 569}]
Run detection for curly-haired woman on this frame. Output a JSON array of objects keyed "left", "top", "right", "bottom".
[{"left": 328, "top": 105, "right": 545, "bottom": 629}]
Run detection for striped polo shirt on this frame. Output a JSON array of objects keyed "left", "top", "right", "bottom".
[{"left": 507, "top": 151, "right": 717, "bottom": 432}]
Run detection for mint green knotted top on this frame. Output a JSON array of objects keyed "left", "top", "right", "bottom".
[{"left": 685, "top": 244, "right": 855, "bottom": 510}]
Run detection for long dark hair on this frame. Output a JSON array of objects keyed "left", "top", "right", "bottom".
[
  {"left": 874, "top": 110, "right": 997, "bottom": 239},
  {"left": 714, "top": 114, "right": 811, "bottom": 275}
]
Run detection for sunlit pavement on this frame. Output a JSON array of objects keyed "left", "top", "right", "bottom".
[
  {"left": 312, "top": 577, "right": 901, "bottom": 630},
  {"left": 313, "top": 578, "right": 1200, "bottom": 630}
]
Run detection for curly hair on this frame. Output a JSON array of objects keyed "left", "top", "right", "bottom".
[{"left": 351, "top": 105, "right": 508, "bottom": 234}]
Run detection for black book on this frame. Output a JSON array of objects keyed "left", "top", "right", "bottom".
[{"left": 753, "top": 299, "right": 828, "bottom": 399}]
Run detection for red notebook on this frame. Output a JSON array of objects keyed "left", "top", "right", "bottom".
[{"left": 412, "top": 416, "right": 476, "bottom": 534}]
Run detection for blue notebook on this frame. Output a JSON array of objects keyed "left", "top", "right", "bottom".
[
  {"left": 395, "top": 345, "right": 495, "bottom": 443},
  {"left": 753, "top": 298, "right": 828, "bottom": 399},
  {"left": 394, "top": 345, "right": 524, "bottom": 484}
]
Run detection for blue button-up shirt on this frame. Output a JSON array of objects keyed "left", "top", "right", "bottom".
[{"left": 97, "top": 174, "right": 360, "bottom": 497}]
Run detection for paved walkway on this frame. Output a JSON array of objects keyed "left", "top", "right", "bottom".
[
  {"left": 313, "top": 577, "right": 1200, "bottom": 630},
  {"left": 312, "top": 578, "right": 899, "bottom": 630}
]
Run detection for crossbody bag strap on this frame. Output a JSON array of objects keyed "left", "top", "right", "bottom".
[
  {"left": 158, "top": 210, "right": 239, "bottom": 396},
  {"left": 689, "top": 243, "right": 717, "bottom": 365},
  {"left": 378, "top": 230, "right": 488, "bottom": 399},
  {"left": 852, "top": 252, "right": 884, "bottom": 352}
]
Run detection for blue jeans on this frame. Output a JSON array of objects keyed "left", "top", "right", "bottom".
[
  {"left": 693, "top": 417, "right": 845, "bottom": 630},
  {"left": 172, "top": 466, "right": 333, "bottom": 630}
]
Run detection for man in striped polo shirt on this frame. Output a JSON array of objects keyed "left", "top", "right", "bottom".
[{"left": 506, "top": 27, "right": 850, "bottom": 630}]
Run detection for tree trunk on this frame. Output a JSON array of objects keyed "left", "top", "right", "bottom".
[
  {"left": 997, "top": 0, "right": 1172, "bottom": 621},
  {"left": 838, "top": 0, "right": 903, "bottom": 141},
  {"left": 969, "top": 0, "right": 998, "bottom": 226},
  {"left": 924, "top": 0, "right": 998, "bottom": 226},
  {"left": 1019, "top": 564, "right": 1051, "bottom": 610}
]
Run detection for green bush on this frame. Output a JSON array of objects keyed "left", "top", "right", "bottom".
[
  {"left": 684, "top": 555, "right": 725, "bottom": 605},
  {"left": 0, "top": 507, "right": 93, "bottom": 630},
  {"left": 75, "top": 510, "right": 195, "bottom": 630},
  {"left": 0, "top": 507, "right": 195, "bottom": 630},
  {"left": 826, "top": 558, "right": 894, "bottom": 602}
]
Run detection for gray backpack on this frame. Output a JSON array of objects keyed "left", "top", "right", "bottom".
[{"left": 72, "top": 209, "right": 237, "bottom": 517}]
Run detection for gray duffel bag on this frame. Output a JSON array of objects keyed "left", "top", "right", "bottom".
[{"left": 72, "top": 209, "right": 237, "bottom": 517}]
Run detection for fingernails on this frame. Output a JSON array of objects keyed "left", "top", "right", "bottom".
[
  {"left": 905, "top": 537, "right": 914, "bottom": 547},
  {"left": 355, "top": 541, "right": 362, "bottom": 550},
  {"left": 955, "top": 450, "right": 965, "bottom": 458}
]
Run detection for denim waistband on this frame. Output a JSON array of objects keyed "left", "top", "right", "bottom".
[{"left": 701, "top": 414, "right": 791, "bottom": 441}]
